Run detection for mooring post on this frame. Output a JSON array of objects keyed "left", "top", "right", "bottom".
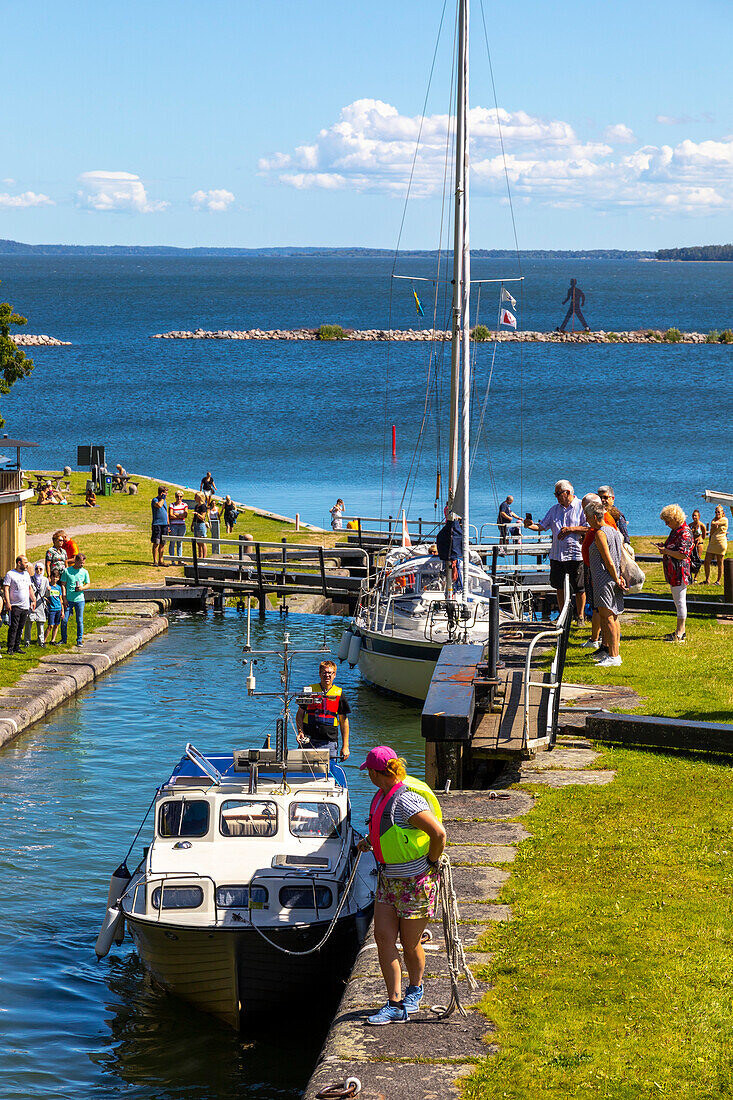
[
  {"left": 255, "top": 543, "right": 266, "bottom": 617},
  {"left": 724, "top": 558, "right": 733, "bottom": 605},
  {"left": 295, "top": 512, "right": 300, "bottom": 532},
  {"left": 238, "top": 536, "right": 244, "bottom": 582},
  {"left": 491, "top": 545, "right": 498, "bottom": 581},
  {"left": 192, "top": 536, "right": 199, "bottom": 586},
  {"left": 357, "top": 518, "right": 362, "bottom": 547},
  {"left": 318, "top": 546, "right": 328, "bottom": 598},
  {"left": 488, "top": 594, "right": 499, "bottom": 680}
]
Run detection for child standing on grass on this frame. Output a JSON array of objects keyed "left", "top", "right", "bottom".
[
  {"left": 47, "top": 568, "right": 63, "bottom": 645},
  {"left": 24, "top": 562, "right": 49, "bottom": 647}
]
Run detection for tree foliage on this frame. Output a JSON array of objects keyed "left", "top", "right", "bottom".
[
  {"left": 656, "top": 243, "right": 733, "bottom": 261},
  {"left": 0, "top": 282, "right": 35, "bottom": 427}
]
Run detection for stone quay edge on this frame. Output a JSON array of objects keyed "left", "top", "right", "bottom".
[{"left": 0, "top": 603, "right": 167, "bottom": 751}]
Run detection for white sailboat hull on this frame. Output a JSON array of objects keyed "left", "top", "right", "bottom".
[{"left": 356, "top": 627, "right": 444, "bottom": 701}]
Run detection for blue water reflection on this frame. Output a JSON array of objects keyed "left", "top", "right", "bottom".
[{"left": 0, "top": 610, "right": 422, "bottom": 1099}]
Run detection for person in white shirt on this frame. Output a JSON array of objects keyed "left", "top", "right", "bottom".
[
  {"left": 526, "top": 479, "right": 588, "bottom": 620},
  {"left": 3, "top": 555, "right": 36, "bottom": 655}
]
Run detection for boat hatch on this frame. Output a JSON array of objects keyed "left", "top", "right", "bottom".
[{"left": 272, "top": 854, "right": 332, "bottom": 870}]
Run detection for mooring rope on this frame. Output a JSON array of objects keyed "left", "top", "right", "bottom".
[
  {"left": 248, "top": 850, "right": 365, "bottom": 957},
  {"left": 430, "top": 853, "right": 480, "bottom": 1018}
]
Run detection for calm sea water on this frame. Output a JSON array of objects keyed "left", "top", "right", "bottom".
[
  {"left": 0, "top": 610, "right": 422, "bottom": 1100},
  {"left": 0, "top": 255, "right": 731, "bottom": 534}
]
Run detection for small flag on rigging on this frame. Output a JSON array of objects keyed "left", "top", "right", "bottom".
[
  {"left": 499, "top": 307, "right": 517, "bottom": 329},
  {"left": 501, "top": 286, "right": 517, "bottom": 309},
  {"left": 401, "top": 509, "right": 412, "bottom": 548},
  {"left": 413, "top": 289, "right": 425, "bottom": 317}
]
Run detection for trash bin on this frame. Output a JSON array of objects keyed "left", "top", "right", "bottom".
[{"left": 101, "top": 475, "right": 112, "bottom": 497}]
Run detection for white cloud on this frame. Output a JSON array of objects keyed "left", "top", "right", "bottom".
[
  {"left": 260, "top": 99, "right": 733, "bottom": 215},
  {"left": 604, "top": 123, "right": 635, "bottom": 144},
  {"left": 657, "top": 112, "right": 714, "bottom": 126},
  {"left": 0, "top": 190, "right": 54, "bottom": 208},
  {"left": 76, "top": 171, "right": 168, "bottom": 213},
  {"left": 190, "top": 188, "right": 235, "bottom": 212}
]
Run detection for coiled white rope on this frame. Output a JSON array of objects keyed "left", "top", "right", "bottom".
[{"left": 430, "top": 853, "right": 479, "bottom": 1018}]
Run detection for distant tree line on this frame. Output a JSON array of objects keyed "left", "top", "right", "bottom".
[{"left": 656, "top": 244, "right": 733, "bottom": 261}]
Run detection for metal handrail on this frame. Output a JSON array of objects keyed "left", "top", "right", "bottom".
[
  {"left": 522, "top": 578, "right": 572, "bottom": 747},
  {"left": 131, "top": 871, "right": 219, "bottom": 924}
]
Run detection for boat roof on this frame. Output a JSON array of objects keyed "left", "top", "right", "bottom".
[{"left": 163, "top": 750, "right": 348, "bottom": 791}]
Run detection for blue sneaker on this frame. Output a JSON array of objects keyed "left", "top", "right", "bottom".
[
  {"left": 365, "top": 1002, "right": 408, "bottom": 1025},
  {"left": 403, "top": 984, "right": 424, "bottom": 1014}
]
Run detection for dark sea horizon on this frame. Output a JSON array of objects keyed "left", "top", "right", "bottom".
[{"left": 1, "top": 253, "right": 731, "bottom": 535}]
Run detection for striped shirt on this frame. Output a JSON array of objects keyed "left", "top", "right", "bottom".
[{"left": 381, "top": 789, "right": 431, "bottom": 880}]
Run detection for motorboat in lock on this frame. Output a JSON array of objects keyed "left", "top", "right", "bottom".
[{"left": 96, "top": 636, "right": 375, "bottom": 1029}]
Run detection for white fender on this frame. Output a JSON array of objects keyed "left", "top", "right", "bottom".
[
  {"left": 96, "top": 905, "right": 123, "bottom": 959},
  {"left": 337, "top": 628, "right": 354, "bottom": 663},
  {"left": 347, "top": 633, "right": 362, "bottom": 668},
  {"left": 95, "top": 862, "right": 131, "bottom": 959},
  {"left": 113, "top": 912, "right": 126, "bottom": 945}
]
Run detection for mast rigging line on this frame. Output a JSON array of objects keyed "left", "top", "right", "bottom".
[
  {"left": 380, "top": 0, "right": 450, "bottom": 522},
  {"left": 478, "top": 0, "right": 525, "bottom": 514}
]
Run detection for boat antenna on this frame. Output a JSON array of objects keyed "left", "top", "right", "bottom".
[{"left": 243, "top": 632, "right": 329, "bottom": 763}]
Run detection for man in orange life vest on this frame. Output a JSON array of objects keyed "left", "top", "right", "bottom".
[{"left": 295, "top": 659, "right": 351, "bottom": 761}]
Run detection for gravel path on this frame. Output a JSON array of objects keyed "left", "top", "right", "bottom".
[{"left": 27, "top": 523, "right": 137, "bottom": 550}]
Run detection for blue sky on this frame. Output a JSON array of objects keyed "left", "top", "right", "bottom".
[{"left": 2, "top": 0, "right": 731, "bottom": 249}]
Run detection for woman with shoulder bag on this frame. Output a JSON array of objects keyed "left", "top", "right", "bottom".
[{"left": 583, "top": 500, "right": 627, "bottom": 668}]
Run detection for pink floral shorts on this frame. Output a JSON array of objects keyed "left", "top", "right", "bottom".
[{"left": 376, "top": 869, "right": 439, "bottom": 920}]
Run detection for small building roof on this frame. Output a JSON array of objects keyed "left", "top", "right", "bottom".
[{"left": 0, "top": 439, "right": 39, "bottom": 448}]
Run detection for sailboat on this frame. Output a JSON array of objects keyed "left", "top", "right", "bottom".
[{"left": 346, "top": 0, "right": 523, "bottom": 701}]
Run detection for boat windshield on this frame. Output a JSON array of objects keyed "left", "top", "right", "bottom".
[{"left": 220, "top": 799, "right": 278, "bottom": 837}]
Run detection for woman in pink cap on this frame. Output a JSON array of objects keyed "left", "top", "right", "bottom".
[{"left": 357, "top": 745, "right": 446, "bottom": 1025}]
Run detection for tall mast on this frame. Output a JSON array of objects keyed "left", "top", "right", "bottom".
[
  {"left": 447, "top": 0, "right": 468, "bottom": 511},
  {"left": 459, "top": 0, "right": 471, "bottom": 606}
]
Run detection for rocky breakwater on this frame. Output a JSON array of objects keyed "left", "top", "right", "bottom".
[
  {"left": 11, "top": 333, "right": 71, "bottom": 346},
  {"left": 152, "top": 328, "right": 713, "bottom": 344}
]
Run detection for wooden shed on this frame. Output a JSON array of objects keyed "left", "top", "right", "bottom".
[{"left": 0, "top": 438, "right": 39, "bottom": 574}]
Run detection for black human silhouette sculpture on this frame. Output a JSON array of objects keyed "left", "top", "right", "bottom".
[{"left": 557, "top": 278, "right": 589, "bottom": 332}]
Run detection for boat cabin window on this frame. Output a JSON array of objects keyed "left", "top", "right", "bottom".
[
  {"left": 279, "top": 885, "right": 333, "bottom": 910},
  {"left": 220, "top": 799, "right": 278, "bottom": 838},
  {"left": 289, "top": 801, "right": 341, "bottom": 838},
  {"left": 151, "top": 885, "right": 204, "bottom": 910},
  {"left": 216, "top": 885, "right": 269, "bottom": 910},
  {"left": 158, "top": 799, "right": 210, "bottom": 838}
]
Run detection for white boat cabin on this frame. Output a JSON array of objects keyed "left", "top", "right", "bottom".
[{"left": 122, "top": 748, "right": 358, "bottom": 929}]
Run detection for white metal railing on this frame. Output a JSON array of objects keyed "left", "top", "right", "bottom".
[{"left": 521, "top": 577, "right": 572, "bottom": 750}]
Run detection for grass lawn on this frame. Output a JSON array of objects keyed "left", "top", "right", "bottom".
[
  {"left": 24, "top": 470, "right": 326, "bottom": 590},
  {"left": 563, "top": 612, "right": 733, "bottom": 723},
  {"left": 463, "top": 744, "right": 733, "bottom": 1099}
]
